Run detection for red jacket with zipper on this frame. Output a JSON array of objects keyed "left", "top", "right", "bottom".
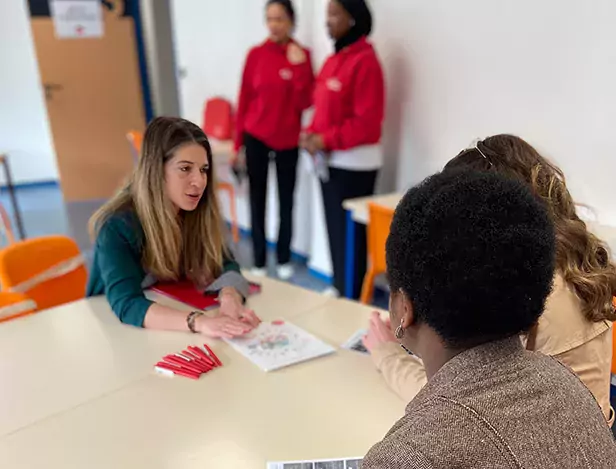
[
  {"left": 307, "top": 37, "right": 385, "bottom": 151},
  {"left": 235, "top": 40, "right": 314, "bottom": 152}
]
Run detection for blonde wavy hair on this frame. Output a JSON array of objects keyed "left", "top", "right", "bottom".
[
  {"left": 445, "top": 134, "right": 616, "bottom": 322},
  {"left": 89, "top": 117, "right": 227, "bottom": 288}
]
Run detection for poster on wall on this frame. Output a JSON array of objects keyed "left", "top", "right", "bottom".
[{"left": 50, "top": 0, "right": 103, "bottom": 39}]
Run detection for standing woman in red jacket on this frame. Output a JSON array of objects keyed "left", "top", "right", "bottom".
[
  {"left": 235, "top": 0, "right": 314, "bottom": 280},
  {"left": 303, "top": 0, "right": 385, "bottom": 298}
]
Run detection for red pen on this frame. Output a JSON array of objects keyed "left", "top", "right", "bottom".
[
  {"left": 163, "top": 355, "right": 203, "bottom": 373},
  {"left": 155, "top": 362, "right": 200, "bottom": 380},
  {"left": 175, "top": 351, "right": 207, "bottom": 370},
  {"left": 200, "top": 344, "right": 219, "bottom": 367},
  {"left": 189, "top": 346, "right": 216, "bottom": 368},
  {"left": 163, "top": 355, "right": 204, "bottom": 375},
  {"left": 157, "top": 360, "right": 201, "bottom": 379},
  {"left": 203, "top": 344, "right": 223, "bottom": 367},
  {"left": 180, "top": 350, "right": 212, "bottom": 372}
]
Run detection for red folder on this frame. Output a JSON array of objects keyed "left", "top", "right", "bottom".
[{"left": 151, "top": 280, "right": 261, "bottom": 311}]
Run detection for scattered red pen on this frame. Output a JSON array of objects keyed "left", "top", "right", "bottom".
[
  {"left": 155, "top": 362, "right": 200, "bottom": 380},
  {"left": 189, "top": 345, "right": 216, "bottom": 368},
  {"left": 163, "top": 355, "right": 204, "bottom": 375},
  {"left": 186, "top": 345, "right": 216, "bottom": 369},
  {"left": 203, "top": 344, "right": 223, "bottom": 367},
  {"left": 180, "top": 350, "right": 212, "bottom": 372},
  {"left": 154, "top": 344, "right": 224, "bottom": 380}
]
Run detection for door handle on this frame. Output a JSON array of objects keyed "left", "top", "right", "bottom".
[{"left": 44, "top": 83, "right": 63, "bottom": 100}]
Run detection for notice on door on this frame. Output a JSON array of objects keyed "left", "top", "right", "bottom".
[{"left": 50, "top": 0, "right": 104, "bottom": 39}]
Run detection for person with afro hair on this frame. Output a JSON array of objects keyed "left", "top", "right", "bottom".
[
  {"left": 364, "top": 135, "right": 616, "bottom": 425},
  {"left": 363, "top": 169, "right": 616, "bottom": 468}
]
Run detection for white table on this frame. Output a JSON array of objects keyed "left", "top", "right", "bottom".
[
  {"left": 0, "top": 275, "right": 328, "bottom": 438},
  {"left": 342, "top": 193, "right": 402, "bottom": 225},
  {"left": 0, "top": 281, "right": 404, "bottom": 468}
]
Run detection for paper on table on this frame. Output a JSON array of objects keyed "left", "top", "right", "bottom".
[
  {"left": 341, "top": 329, "right": 369, "bottom": 355},
  {"left": 267, "top": 457, "right": 363, "bottom": 468},
  {"left": 225, "top": 320, "right": 335, "bottom": 372}
]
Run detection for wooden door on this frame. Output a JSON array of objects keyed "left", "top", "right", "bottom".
[{"left": 30, "top": 2, "right": 144, "bottom": 201}]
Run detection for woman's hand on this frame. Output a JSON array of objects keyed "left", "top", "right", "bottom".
[
  {"left": 229, "top": 147, "right": 242, "bottom": 167},
  {"left": 287, "top": 43, "right": 307, "bottom": 65},
  {"left": 362, "top": 311, "right": 397, "bottom": 353},
  {"left": 195, "top": 314, "right": 252, "bottom": 339},
  {"left": 218, "top": 287, "right": 261, "bottom": 328},
  {"left": 302, "top": 134, "right": 325, "bottom": 156},
  {"left": 299, "top": 132, "right": 310, "bottom": 150}
]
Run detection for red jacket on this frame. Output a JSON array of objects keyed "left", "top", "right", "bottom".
[
  {"left": 308, "top": 37, "right": 385, "bottom": 151},
  {"left": 235, "top": 40, "right": 314, "bottom": 151}
]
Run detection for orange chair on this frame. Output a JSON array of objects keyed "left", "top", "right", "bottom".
[
  {"left": 126, "top": 130, "right": 143, "bottom": 163},
  {"left": 218, "top": 181, "right": 240, "bottom": 243},
  {"left": 360, "top": 203, "right": 395, "bottom": 305},
  {"left": 0, "top": 291, "right": 37, "bottom": 323},
  {"left": 0, "top": 236, "right": 87, "bottom": 311},
  {"left": 126, "top": 130, "right": 239, "bottom": 243}
]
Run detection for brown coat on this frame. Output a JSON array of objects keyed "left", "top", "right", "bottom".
[
  {"left": 370, "top": 275, "right": 614, "bottom": 423},
  {"left": 363, "top": 337, "right": 616, "bottom": 469}
]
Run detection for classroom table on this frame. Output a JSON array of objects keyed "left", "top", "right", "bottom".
[
  {"left": 341, "top": 192, "right": 402, "bottom": 298},
  {"left": 0, "top": 274, "right": 328, "bottom": 438},
  {"left": 0, "top": 279, "right": 404, "bottom": 468}
]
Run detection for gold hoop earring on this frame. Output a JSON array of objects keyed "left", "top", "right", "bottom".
[{"left": 395, "top": 319, "right": 405, "bottom": 339}]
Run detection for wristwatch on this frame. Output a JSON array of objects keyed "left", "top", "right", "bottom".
[{"left": 186, "top": 310, "right": 204, "bottom": 333}]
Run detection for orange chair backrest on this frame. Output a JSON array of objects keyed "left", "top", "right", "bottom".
[
  {"left": 127, "top": 130, "right": 143, "bottom": 162},
  {"left": 367, "top": 202, "right": 395, "bottom": 275},
  {"left": 0, "top": 236, "right": 87, "bottom": 311},
  {"left": 0, "top": 291, "right": 37, "bottom": 323}
]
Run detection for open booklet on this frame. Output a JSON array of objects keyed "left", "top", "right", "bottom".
[
  {"left": 224, "top": 320, "right": 335, "bottom": 372},
  {"left": 267, "top": 457, "right": 363, "bottom": 468}
]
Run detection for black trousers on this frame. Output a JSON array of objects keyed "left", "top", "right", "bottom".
[
  {"left": 244, "top": 133, "right": 299, "bottom": 268},
  {"left": 321, "top": 167, "right": 378, "bottom": 298}
]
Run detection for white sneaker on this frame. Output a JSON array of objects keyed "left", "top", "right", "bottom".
[
  {"left": 276, "top": 264, "right": 295, "bottom": 280},
  {"left": 250, "top": 267, "right": 267, "bottom": 277},
  {"left": 322, "top": 286, "right": 340, "bottom": 298}
]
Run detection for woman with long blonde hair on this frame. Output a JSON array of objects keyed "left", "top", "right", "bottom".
[
  {"left": 87, "top": 117, "right": 260, "bottom": 337},
  {"left": 364, "top": 134, "right": 616, "bottom": 425}
]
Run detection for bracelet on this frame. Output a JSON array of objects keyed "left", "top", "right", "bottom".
[{"left": 186, "top": 310, "right": 204, "bottom": 333}]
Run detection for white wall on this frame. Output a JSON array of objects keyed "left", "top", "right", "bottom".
[
  {"left": 0, "top": 0, "right": 58, "bottom": 185},
  {"left": 171, "top": 0, "right": 616, "bottom": 277},
  {"left": 358, "top": 0, "right": 616, "bottom": 223}
]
